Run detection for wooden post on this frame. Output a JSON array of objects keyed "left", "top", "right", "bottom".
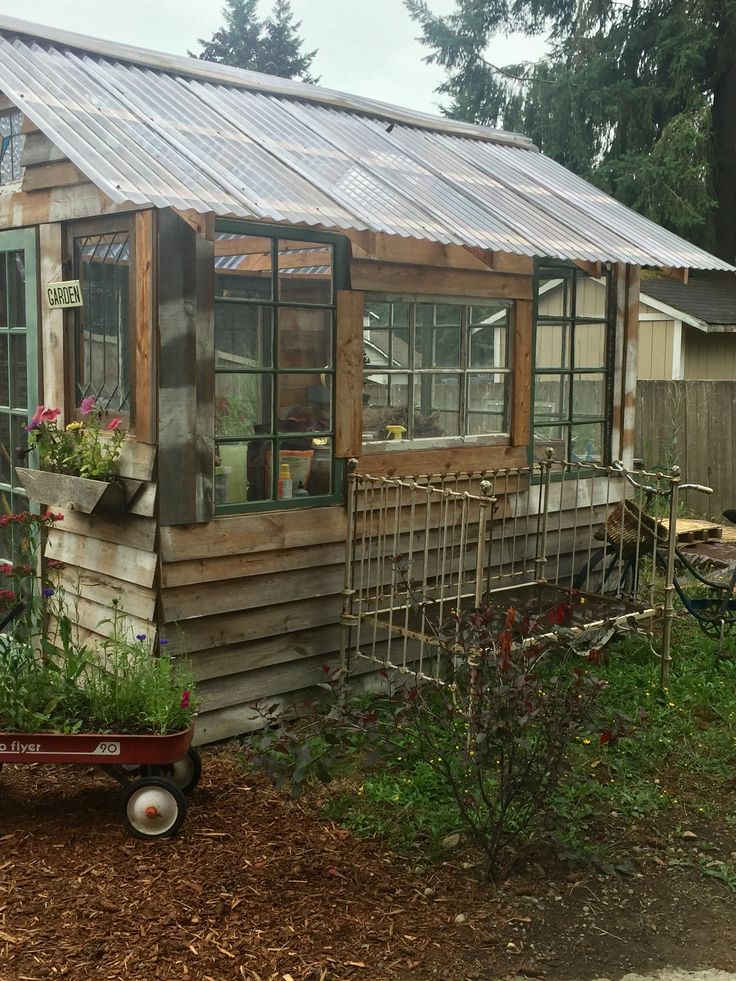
[
  {"left": 335, "top": 291, "right": 364, "bottom": 458},
  {"left": 134, "top": 210, "right": 156, "bottom": 445},
  {"left": 512, "top": 299, "right": 532, "bottom": 447},
  {"left": 157, "top": 209, "right": 214, "bottom": 525},
  {"left": 38, "top": 223, "right": 66, "bottom": 418}
]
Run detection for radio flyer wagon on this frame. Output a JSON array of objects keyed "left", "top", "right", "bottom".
[{"left": 0, "top": 726, "right": 201, "bottom": 840}]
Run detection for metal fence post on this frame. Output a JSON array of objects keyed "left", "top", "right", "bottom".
[{"left": 661, "top": 466, "right": 680, "bottom": 687}]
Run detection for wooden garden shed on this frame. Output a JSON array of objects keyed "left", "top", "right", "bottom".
[{"left": 0, "top": 16, "right": 732, "bottom": 742}]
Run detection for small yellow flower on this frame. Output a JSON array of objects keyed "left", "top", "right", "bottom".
[
  {"left": 65, "top": 421, "right": 83, "bottom": 431},
  {"left": 668, "top": 702, "right": 675, "bottom": 707},
  {"left": 582, "top": 738, "right": 591, "bottom": 745}
]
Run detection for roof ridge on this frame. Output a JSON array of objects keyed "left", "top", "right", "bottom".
[{"left": 0, "top": 14, "right": 535, "bottom": 148}]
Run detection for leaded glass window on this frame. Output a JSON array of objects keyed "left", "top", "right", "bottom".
[{"left": 0, "top": 111, "right": 23, "bottom": 185}]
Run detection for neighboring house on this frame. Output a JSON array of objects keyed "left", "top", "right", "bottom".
[{"left": 0, "top": 16, "right": 731, "bottom": 741}]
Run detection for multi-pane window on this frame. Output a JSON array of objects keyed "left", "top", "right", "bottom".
[
  {"left": 533, "top": 265, "right": 614, "bottom": 462},
  {"left": 0, "top": 111, "right": 23, "bottom": 185},
  {"left": 363, "top": 296, "right": 512, "bottom": 442},
  {"left": 73, "top": 227, "right": 133, "bottom": 418},
  {"left": 214, "top": 226, "right": 341, "bottom": 511}
]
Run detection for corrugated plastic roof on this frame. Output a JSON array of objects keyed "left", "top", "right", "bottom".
[{"left": 0, "top": 16, "right": 732, "bottom": 271}]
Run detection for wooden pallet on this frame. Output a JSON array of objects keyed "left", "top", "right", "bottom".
[{"left": 660, "top": 518, "right": 723, "bottom": 543}]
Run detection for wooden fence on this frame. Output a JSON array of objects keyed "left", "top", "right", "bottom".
[{"left": 636, "top": 380, "right": 736, "bottom": 521}]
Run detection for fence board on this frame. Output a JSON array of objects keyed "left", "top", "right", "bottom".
[{"left": 636, "top": 380, "right": 734, "bottom": 520}]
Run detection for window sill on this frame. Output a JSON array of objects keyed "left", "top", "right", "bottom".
[{"left": 361, "top": 433, "right": 511, "bottom": 454}]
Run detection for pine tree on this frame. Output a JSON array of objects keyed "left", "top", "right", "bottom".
[
  {"left": 194, "top": 0, "right": 318, "bottom": 83},
  {"left": 406, "top": 0, "right": 736, "bottom": 262}
]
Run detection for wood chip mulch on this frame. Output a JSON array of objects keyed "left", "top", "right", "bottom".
[{"left": 0, "top": 747, "right": 505, "bottom": 981}]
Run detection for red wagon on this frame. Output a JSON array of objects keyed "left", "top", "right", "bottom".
[{"left": 0, "top": 726, "right": 201, "bottom": 839}]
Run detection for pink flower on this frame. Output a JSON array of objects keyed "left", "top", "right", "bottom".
[
  {"left": 79, "top": 396, "right": 96, "bottom": 416},
  {"left": 180, "top": 690, "right": 191, "bottom": 710},
  {"left": 39, "top": 407, "right": 61, "bottom": 423},
  {"left": 106, "top": 418, "right": 122, "bottom": 431}
]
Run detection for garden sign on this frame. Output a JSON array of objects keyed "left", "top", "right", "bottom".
[{"left": 45, "top": 280, "right": 83, "bottom": 309}]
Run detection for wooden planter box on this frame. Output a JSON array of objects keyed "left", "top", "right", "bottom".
[{"left": 15, "top": 467, "right": 141, "bottom": 515}]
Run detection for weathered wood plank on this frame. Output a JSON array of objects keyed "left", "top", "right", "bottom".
[
  {"left": 158, "top": 209, "right": 214, "bottom": 525},
  {"left": 128, "top": 483, "right": 157, "bottom": 518},
  {"left": 23, "top": 160, "right": 87, "bottom": 193},
  {"left": 116, "top": 438, "right": 156, "bottom": 481},
  {"left": 21, "top": 132, "right": 67, "bottom": 168},
  {"left": 0, "top": 184, "right": 137, "bottom": 228},
  {"left": 512, "top": 300, "right": 532, "bottom": 447},
  {"left": 168, "top": 595, "right": 342, "bottom": 653},
  {"left": 38, "top": 223, "right": 66, "bottom": 416},
  {"left": 354, "top": 444, "right": 528, "bottom": 477},
  {"left": 161, "top": 563, "right": 345, "bottom": 622},
  {"left": 335, "top": 290, "right": 363, "bottom": 458},
  {"left": 162, "top": 540, "right": 345, "bottom": 587},
  {"left": 187, "top": 625, "right": 342, "bottom": 682},
  {"left": 56, "top": 567, "right": 157, "bottom": 622},
  {"left": 46, "top": 528, "right": 158, "bottom": 589},
  {"left": 160, "top": 506, "right": 347, "bottom": 562},
  {"left": 134, "top": 210, "right": 156, "bottom": 445},
  {"left": 55, "top": 508, "right": 156, "bottom": 552},
  {"left": 350, "top": 259, "right": 533, "bottom": 300}
]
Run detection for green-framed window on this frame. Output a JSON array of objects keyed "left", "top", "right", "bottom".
[
  {"left": 214, "top": 222, "right": 347, "bottom": 514},
  {"left": 533, "top": 263, "right": 615, "bottom": 463},
  {"left": 363, "top": 295, "right": 512, "bottom": 443}
]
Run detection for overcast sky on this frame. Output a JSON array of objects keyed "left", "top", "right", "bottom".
[{"left": 0, "top": 0, "right": 547, "bottom": 116}]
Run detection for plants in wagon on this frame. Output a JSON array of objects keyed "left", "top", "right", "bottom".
[{"left": 0, "top": 511, "right": 196, "bottom": 736}]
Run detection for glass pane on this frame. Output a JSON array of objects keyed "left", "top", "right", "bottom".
[
  {"left": 415, "top": 324, "right": 460, "bottom": 368},
  {"left": 534, "top": 373, "right": 570, "bottom": 422},
  {"left": 7, "top": 252, "right": 25, "bottom": 329},
  {"left": 470, "top": 325, "right": 508, "bottom": 369},
  {"left": 467, "top": 373, "right": 510, "bottom": 434},
  {"left": 9, "top": 334, "right": 26, "bottom": 409},
  {"left": 469, "top": 302, "right": 510, "bottom": 325},
  {"left": 391, "top": 302, "right": 410, "bottom": 328},
  {"left": 576, "top": 270, "right": 607, "bottom": 319},
  {"left": 215, "top": 235, "right": 272, "bottom": 300},
  {"left": 215, "top": 373, "right": 272, "bottom": 437},
  {"left": 278, "top": 239, "right": 333, "bottom": 304},
  {"left": 574, "top": 322, "right": 606, "bottom": 369},
  {"left": 0, "top": 336, "right": 8, "bottom": 407},
  {"left": 533, "top": 425, "right": 568, "bottom": 461},
  {"left": 365, "top": 299, "right": 390, "bottom": 327},
  {"left": 215, "top": 304, "right": 272, "bottom": 369},
  {"left": 414, "top": 373, "right": 460, "bottom": 437},
  {"left": 0, "top": 110, "right": 24, "bottom": 185},
  {"left": 75, "top": 230, "right": 131, "bottom": 414},
  {"left": 364, "top": 329, "right": 390, "bottom": 368},
  {"left": 536, "top": 322, "right": 570, "bottom": 369},
  {"left": 571, "top": 423, "right": 604, "bottom": 463},
  {"left": 298, "top": 437, "right": 333, "bottom": 497},
  {"left": 572, "top": 372, "right": 605, "bottom": 420},
  {"left": 434, "top": 303, "right": 462, "bottom": 326},
  {"left": 537, "top": 270, "right": 572, "bottom": 318},
  {"left": 278, "top": 308, "right": 332, "bottom": 369},
  {"left": 216, "top": 438, "right": 272, "bottom": 505},
  {"left": 278, "top": 373, "right": 332, "bottom": 434},
  {"left": 363, "top": 372, "right": 409, "bottom": 441}
]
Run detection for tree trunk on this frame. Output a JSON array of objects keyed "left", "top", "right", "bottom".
[{"left": 712, "top": 7, "right": 736, "bottom": 263}]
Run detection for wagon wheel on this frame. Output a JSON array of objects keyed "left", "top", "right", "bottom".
[
  {"left": 144, "top": 748, "right": 202, "bottom": 795},
  {"left": 120, "top": 777, "right": 187, "bottom": 840}
]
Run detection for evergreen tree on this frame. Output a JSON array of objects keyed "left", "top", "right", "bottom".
[
  {"left": 406, "top": 0, "right": 736, "bottom": 261},
  {"left": 195, "top": 0, "right": 319, "bottom": 83}
]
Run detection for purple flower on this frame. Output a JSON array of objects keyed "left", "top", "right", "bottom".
[
  {"left": 24, "top": 420, "right": 40, "bottom": 432},
  {"left": 42, "top": 586, "right": 54, "bottom": 598},
  {"left": 159, "top": 639, "right": 168, "bottom": 646},
  {"left": 136, "top": 633, "right": 147, "bottom": 642},
  {"left": 79, "top": 396, "right": 96, "bottom": 416}
]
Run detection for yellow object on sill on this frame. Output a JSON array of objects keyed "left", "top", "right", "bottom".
[{"left": 386, "top": 425, "right": 407, "bottom": 441}]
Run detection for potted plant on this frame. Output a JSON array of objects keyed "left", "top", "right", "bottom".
[
  {"left": 15, "top": 397, "right": 138, "bottom": 514},
  {"left": 0, "top": 513, "right": 199, "bottom": 838}
]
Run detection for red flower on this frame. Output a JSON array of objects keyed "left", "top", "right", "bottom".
[
  {"left": 180, "top": 690, "right": 191, "bottom": 710},
  {"left": 106, "top": 418, "right": 122, "bottom": 431}
]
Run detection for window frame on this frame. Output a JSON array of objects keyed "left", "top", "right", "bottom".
[
  {"left": 214, "top": 219, "right": 348, "bottom": 516},
  {"left": 362, "top": 292, "right": 514, "bottom": 450},
  {"left": 532, "top": 262, "right": 616, "bottom": 465},
  {"left": 65, "top": 215, "right": 137, "bottom": 430}
]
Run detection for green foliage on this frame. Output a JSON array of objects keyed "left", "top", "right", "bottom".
[
  {"left": 26, "top": 398, "right": 126, "bottom": 481},
  {"left": 406, "top": 0, "right": 736, "bottom": 257},
  {"left": 0, "top": 513, "right": 196, "bottom": 735},
  {"left": 194, "top": 0, "right": 318, "bottom": 82}
]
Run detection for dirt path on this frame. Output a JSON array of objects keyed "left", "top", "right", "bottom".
[{"left": 0, "top": 748, "right": 734, "bottom": 980}]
